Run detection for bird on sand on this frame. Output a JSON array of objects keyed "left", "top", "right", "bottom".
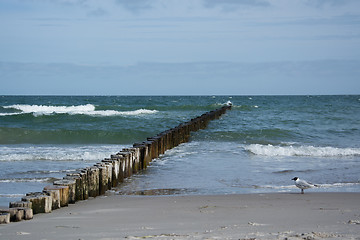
[{"left": 292, "top": 177, "right": 318, "bottom": 194}]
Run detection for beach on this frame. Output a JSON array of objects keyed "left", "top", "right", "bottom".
[{"left": 1, "top": 192, "right": 359, "bottom": 239}]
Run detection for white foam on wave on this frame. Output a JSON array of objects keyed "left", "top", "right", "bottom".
[
  {"left": 0, "top": 178, "right": 54, "bottom": 183},
  {"left": 4, "top": 104, "right": 95, "bottom": 116},
  {"left": 258, "top": 182, "right": 360, "bottom": 190},
  {"left": 115, "top": 109, "right": 158, "bottom": 116},
  {"left": 0, "top": 145, "right": 128, "bottom": 162},
  {"left": 0, "top": 194, "right": 25, "bottom": 198},
  {"left": 316, "top": 182, "right": 360, "bottom": 188},
  {"left": 2, "top": 104, "right": 158, "bottom": 117},
  {"left": 244, "top": 144, "right": 360, "bottom": 157},
  {"left": 0, "top": 112, "right": 22, "bottom": 116}
]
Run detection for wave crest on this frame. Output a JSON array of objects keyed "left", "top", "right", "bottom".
[
  {"left": 244, "top": 144, "right": 360, "bottom": 157},
  {"left": 0, "top": 145, "right": 126, "bottom": 161},
  {"left": 2, "top": 104, "right": 158, "bottom": 117},
  {"left": 0, "top": 177, "right": 57, "bottom": 183}
]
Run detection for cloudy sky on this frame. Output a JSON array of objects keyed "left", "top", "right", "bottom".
[{"left": 1, "top": 0, "right": 360, "bottom": 95}]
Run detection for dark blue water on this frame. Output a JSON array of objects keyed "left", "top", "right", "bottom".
[{"left": 1, "top": 95, "right": 359, "bottom": 206}]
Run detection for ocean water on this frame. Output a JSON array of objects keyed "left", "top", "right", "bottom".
[{"left": 0, "top": 95, "right": 359, "bottom": 206}]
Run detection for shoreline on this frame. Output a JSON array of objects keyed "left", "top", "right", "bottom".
[{"left": 1, "top": 192, "right": 359, "bottom": 239}]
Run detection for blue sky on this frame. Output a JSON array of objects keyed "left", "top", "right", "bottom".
[{"left": 1, "top": 0, "right": 359, "bottom": 95}]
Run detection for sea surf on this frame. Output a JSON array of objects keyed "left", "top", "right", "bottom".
[{"left": 1, "top": 95, "right": 359, "bottom": 206}]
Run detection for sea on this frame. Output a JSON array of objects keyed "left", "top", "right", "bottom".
[{"left": 0, "top": 95, "right": 359, "bottom": 206}]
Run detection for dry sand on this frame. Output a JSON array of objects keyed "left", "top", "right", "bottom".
[{"left": 1, "top": 192, "right": 359, "bottom": 240}]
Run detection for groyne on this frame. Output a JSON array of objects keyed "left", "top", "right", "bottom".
[{"left": 0, "top": 104, "right": 231, "bottom": 224}]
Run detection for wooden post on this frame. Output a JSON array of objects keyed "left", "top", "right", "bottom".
[
  {"left": 79, "top": 170, "right": 89, "bottom": 200},
  {"left": 43, "top": 185, "right": 69, "bottom": 207},
  {"left": 87, "top": 166, "right": 100, "bottom": 197},
  {"left": 22, "top": 192, "right": 52, "bottom": 214},
  {"left": 0, "top": 208, "right": 23, "bottom": 222},
  {"left": 43, "top": 188, "right": 61, "bottom": 210},
  {"left": 104, "top": 158, "right": 120, "bottom": 187},
  {"left": 95, "top": 164, "right": 108, "bottom": 195},
  {"left": 0, "top": 213, "right": 10, "bottom": 224},
  {"left": 65, "top": 173, "right": 83, "bottom": 202},
  {"left": 19, "top": 207, "right": 33, "bottom": 220},
  {"left": 9, "top": 201, "right": 32, "bottom": 209},
  {"left": 133, "top": 143, "right": 147, "bottom": 170},
  {"left": 54, "top": 179, "right": 76, "bottom": 204},
  {"left": 8, "top": 202, "right": 33, "bottom": 221},
  {"left": 118, "top": 151, "right": 132, "bottom": 178}
]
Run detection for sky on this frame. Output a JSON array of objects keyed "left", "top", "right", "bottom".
[{"left": 0, "top": 0, "right": 360, "bottom": 95}]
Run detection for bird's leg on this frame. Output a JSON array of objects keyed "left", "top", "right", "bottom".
[{"left": 301, "top": 189, "right": 304, "bottom": 194}]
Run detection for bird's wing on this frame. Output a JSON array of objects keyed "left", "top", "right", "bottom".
[{"left": 297, "top": 180, "right": 313, "bottom": 189}]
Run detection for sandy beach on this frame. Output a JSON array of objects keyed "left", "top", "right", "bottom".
[{"left": 1, "top": 192, "right": 359, "bottom": 239}]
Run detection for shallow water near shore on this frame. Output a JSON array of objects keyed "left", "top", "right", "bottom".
[
  {"left": 117, "top": 140, "right": 360, "bottom": 196},
  {"left": 1, "top": 95, "right": 359, "bottom": 206}
]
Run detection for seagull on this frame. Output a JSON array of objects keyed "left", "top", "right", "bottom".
[{"left": 291, "top": 177, "right": 318, "bottom": 194}]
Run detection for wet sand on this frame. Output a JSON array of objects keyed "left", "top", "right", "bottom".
[{"left": 1, "top": 192, "right": 359, "bottom": 239}]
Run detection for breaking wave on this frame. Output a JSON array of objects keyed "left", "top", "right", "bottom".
[
  {"left": 0, "top": 194, "right": 25, "bottom": 198},
  {"left": 244, "top": 144, "right": 360, "bottom": 157},
  {"left": 0, "top": 177, "right": 57, "bottom": 183},
  {"left": 0, "top": 145, "right": 126, "bottom": 161},
  {"left": 2, "top": 104, "right": 158, "bottom": 117},
  {"left": 253, "top": 182, "right": 360, "bottom": 190}
]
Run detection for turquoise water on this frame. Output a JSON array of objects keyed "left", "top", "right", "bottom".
[{"left": 1, "top": 95, "right": 359, "bottom": 205}]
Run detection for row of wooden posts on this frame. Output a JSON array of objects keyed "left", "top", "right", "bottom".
[{"left": 0, "top": 105, "right": 231, "bottom": 224}]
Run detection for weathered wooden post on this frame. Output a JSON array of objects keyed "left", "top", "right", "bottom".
[
  {"left": 95, "top": 163, "right": 108, "bottom": 195},
  {"left": 9, "top": 201, "right": 32, "bottom": 209},
  {"left": 157, "top": 133, "right": 165, "bottom": 155},
  {"left": 9, "top": 202, "right": 34, "bottom": 220},
  {"left": 17, "top": 207, "right": 33, "bottom": 220},
  {"left": 122, "top": 148, "right": 139, "bottom": 174},
  {"left": 22, "top": 192, "right": 52, "bottom": 214},
  {"left": 54, "top": 179, "right": 76, "bottom": 204},
  {"left": 133, "top": 143, "right": 146, "bottom": 170},
  {"left": 104, "top": 162, "right": 113, "bottom": 190},
  {"left": 143, "top": 140, "right": 153, "bottom": 166},
  {"left": 87, "top": 166, "right": 100, "bottom": 197},
  {"left": 0, "top": 208, "right": 23, "bottom": 222},
  {"left": 0, "top": 212, "right": 10, "bottom": 224},
  {"left": 43, "top": 185, "right": 69, "bottom": 207},
  {"left": 147, "top": 138, "right": 157, "bottom": 159},
  {"left": 132, "top": 147, "right": 141, "bottom": 173},
  {"left": 104, "top": 157, "right": 120, "bottom": 187},
  {"left": 43, "top": 188, "right": 61, "bottom": 210},
  {"left": 79, "top": 170, "right": 89, "bottom": 200},
  {"left": 118, "top": 151, "right": 132, "bottom": 178},
  {"left": 64, "top": 173, "right": 83, "bottom": 202},
  {"left": 118, "top": 155, "right": 127, "bottom": 182}
]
